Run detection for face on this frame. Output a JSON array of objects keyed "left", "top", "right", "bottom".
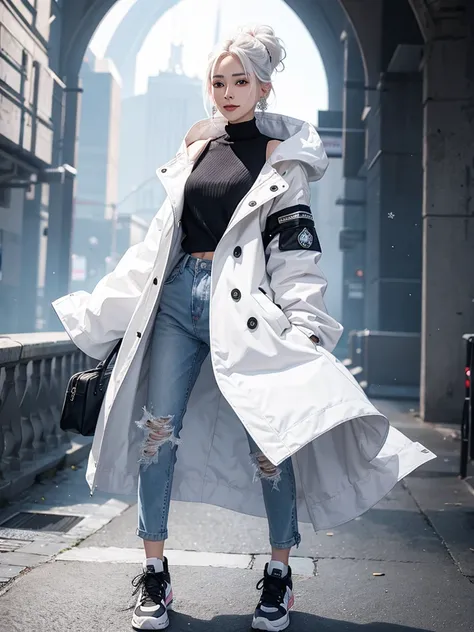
[{"left": 209, "top": 54, "right": 270, "bottom": 124}]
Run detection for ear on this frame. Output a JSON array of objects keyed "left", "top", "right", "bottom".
[{"left": 260, "top": 82, "right": 272, "bottom": 98}]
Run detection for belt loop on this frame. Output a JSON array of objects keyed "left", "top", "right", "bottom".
[{"left": 180, "top": 253, "right": 190, "bottom": 273}]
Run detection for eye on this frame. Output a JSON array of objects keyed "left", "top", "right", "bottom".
[
  {"left": 212, "top": 81, "right": 224, "bottom": 88},
  {"left": 236, "top": 79, "right": 248, "bottom": 86}
]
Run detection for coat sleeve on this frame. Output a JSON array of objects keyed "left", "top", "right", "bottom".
[
  {"left": 262, "top": 161, "right": 344, "bottom": 353},
  {"left": 51, "top": 214, "right": 162, "bottom": 360}
]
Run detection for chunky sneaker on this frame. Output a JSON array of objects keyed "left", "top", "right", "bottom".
[
  {"left": 131, "top": 557, "right": 173, "bottom": 630},
  {"left": 252, "top": 561, "right": 294, "bottom": 631}
]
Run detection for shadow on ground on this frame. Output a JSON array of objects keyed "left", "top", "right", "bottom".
[{"left": 164, "top": 610, "right": 434, "bottom": 631}]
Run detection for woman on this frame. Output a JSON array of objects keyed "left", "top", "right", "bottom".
[{"left": 53, "top": 25, "right": 435, "bottom": 632}]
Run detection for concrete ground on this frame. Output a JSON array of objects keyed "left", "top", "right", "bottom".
[{"left": 0, "top": 399, "right": 473, "bottom": 632}]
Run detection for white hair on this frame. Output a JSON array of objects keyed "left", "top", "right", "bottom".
[{"left": 203, "top": 25, "right": 286, "bottom": 114}]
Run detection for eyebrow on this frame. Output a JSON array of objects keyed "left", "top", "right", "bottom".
[{"left": 212, "top": 73, "right": 247, "bottom": 78}]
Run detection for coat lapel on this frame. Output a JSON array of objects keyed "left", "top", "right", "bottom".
[{"left": 225, "top": 169, "right": 288, "bottom": 235}]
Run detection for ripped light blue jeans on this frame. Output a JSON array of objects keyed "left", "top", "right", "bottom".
[{"left": 136, "top": 253, "right": 301, "bottom": 549}]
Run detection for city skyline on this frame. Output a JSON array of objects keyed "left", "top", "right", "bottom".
[{"left": 89, "top": 0, "right": 329, "bottom": 124}]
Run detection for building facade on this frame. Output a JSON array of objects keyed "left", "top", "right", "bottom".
[
  {"left": 0, "top": 0, "right": 58, "bottom": 331},
  {"left": 70, "top": 50, "right": 121, "bottom": 295}
]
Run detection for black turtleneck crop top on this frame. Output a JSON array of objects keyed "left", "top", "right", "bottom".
[{"left": 181, "top": 118, "right": 278, "bottom": 253}]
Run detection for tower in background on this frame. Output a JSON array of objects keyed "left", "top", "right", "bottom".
[
  {"left": 71, "top": 50, "right": 121, "bottom": 293},
  {"left": 117, "top": 43, "right": 205, "bottom": 224}
]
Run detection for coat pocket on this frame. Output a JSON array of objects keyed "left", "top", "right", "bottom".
[{"left": 251, "top": 287, "right": 291, "bottom": 336}]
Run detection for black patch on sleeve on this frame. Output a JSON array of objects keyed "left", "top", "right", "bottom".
[{"left": 262, "top": 205, "right": 322, "bottom": 252}]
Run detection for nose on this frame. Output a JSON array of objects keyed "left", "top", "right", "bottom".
[{"left": 224, "top": 85, "right": 234, "bottom": 100}]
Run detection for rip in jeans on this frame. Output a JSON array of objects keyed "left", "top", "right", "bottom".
[
  {"left": 135, "top": 407, "right": 181, "bottom": 468},
  {"left": 250, "top": 452, "right": 282, "bottom": 491}
]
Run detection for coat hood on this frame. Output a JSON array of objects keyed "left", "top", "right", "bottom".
[{"left": 175, "top": 112, "right": 329, "bottom": 183}]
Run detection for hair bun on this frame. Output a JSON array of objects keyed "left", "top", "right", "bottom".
[{"left": 238, "top": 24, "right": 286, "bottom": 74}]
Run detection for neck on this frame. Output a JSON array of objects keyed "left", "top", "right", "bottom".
[{"left": 224, "top": 117, "right": 260, "bottom": 142}]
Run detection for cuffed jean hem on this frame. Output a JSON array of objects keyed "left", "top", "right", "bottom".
[
  {"left": 136, "top": 528, "right": 168, "bottom": 541},
  {"left": 269, "top": 533, "right": 301, "bottom": 549}
]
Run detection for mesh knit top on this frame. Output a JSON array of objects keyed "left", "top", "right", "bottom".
[{"left": 181, "top": 118, "right": 277, "bottom": 253}]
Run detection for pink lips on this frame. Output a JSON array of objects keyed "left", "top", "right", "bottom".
[{"left": 224, "top": 105, "right": 239, "bottom": 111}]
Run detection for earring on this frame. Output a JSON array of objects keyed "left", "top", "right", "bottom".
[
  {"left": 211, "top": 105, "right": 217, "bottom": 116},
  {"left": 256, "top": 96, "right": 268, "bottom": 112}
]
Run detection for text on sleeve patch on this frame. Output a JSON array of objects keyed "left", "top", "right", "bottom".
[{"left": 262, "top": 205, "right": 322, "bottom": 252}]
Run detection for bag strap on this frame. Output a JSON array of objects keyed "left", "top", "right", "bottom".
[{"left": 97, "top": 339, "right": 122, "bottom": 387}]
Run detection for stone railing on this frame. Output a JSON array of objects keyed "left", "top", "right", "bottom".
[{"left": 0, "top": 333, "right": 95, "bottom": 503}]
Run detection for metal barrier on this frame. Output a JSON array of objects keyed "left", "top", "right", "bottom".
[
  {"left": 460, "top": 333, "right": 474, "bottom": 479},
  {"left": 0, "top": 333, "right": 94, "bottom": 503}
]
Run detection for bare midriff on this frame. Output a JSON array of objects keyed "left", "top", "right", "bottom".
[{"left": 191, "top": 251, "right": 215, "bottom": 260}]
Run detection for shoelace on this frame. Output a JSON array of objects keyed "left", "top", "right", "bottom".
[
  {"left": 131, "top": 570, "right": 166, "bottom": 607},
  {"left": 256, "top": 573, "right": 286, "bottom": 608}
]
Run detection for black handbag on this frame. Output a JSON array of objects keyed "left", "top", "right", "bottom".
[{"left": 60, "top": 340, "right": 122, "bottom": 436}]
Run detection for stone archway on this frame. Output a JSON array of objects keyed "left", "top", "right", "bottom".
[
  {"left": 61, "top": 0, "right": 355, "bottom": 109},
  {"left": 48, "top": 0, "right": 474, "bottom": 425},
  {"left": 45, "top": 0, "right": 358, "bottom": 328},
  {"left": 337, "top": 0, "right": 426, "bottom": 100},
  {"left": 407, "top": 0, "right": 435, "bottom": 41}
]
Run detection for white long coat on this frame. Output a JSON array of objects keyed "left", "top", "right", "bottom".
[{"left": 53, "top": 113, "right": 435, "bottom": 531}]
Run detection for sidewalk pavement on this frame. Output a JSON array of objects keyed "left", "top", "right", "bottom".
[{"left": 0, "top": 399, "right": 473, "bottom": 631}]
